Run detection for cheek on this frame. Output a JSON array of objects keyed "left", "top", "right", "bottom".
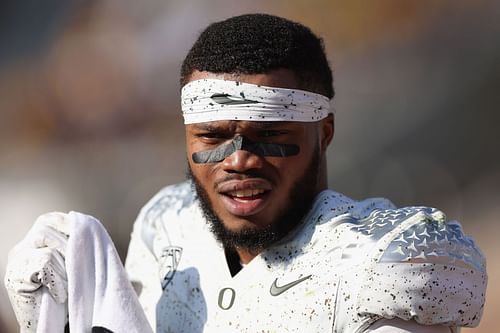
[
  {"left": 188, "top": 160, "right": 213, "bottom": 187},
  {"left": 283, "top": 147, "right": 317, "bottom": 185},
  {"left": 192, "top": 162, "right": 210, "bottom": 176},
  {"left": 280, "top": 139, "right": 316, "bottom": 166},
  {"left": 267, "top": 153, "right": 310, "bottom": 184},
  {"left": 187, "top": 144, "right": 200, "bottom": 164},
  {"left": 187, "top": 143, "right": 211, "bottom": 169}
]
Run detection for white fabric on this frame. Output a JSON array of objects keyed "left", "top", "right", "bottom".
[
  {"left": 6, "top": 183, "right": 486, "bottom": 332},
  {"left": 5, "top": 212, "right": 69, "bottom": 333},
  {"left": 181, "top": 79, "right": 331, "bottom": 124},
  {"left": 124, "top": 181, "right": 487, "bottom": 332},
  {"left": 365, "top": 318, "right": 456, "bottom": 333},
  {"left": 5, "top": 212, "right": 152, "bottom": 333}
]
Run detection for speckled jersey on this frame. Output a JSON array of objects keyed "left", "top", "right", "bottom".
[{"left": 124, "top": 181, "right": 487, "bottom": 333}]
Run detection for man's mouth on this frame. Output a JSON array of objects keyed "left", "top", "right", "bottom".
[
  {"left": 225, "top": 188, "right": 267, "bottom": 202},
  {"left": 217, "top": 179, "right": 272, "bottom": 217}
]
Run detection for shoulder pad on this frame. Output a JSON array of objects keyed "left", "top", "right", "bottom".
[
  {"left": 353, "top": 206, "right": 487, "bottom": 327},
  {"left": 349, "top": 206, "right": 484, "bottom": 271},
  {"left": 141, "top": 181, "right": 194, "bottom": 227},
  {"left": 136, "top": 181, "right": 194, "bottom": 254},
  {"left": 350, "top": 206, "right": 439, "bottom": 242},
  {"left": 382, "top": 209, "right": 483, "bottom": 271}
]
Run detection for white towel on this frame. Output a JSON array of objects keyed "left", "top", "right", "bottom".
[{"left": 5, "top": 212, "right": 153, "bottom": 333}]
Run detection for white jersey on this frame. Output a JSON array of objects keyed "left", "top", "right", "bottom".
[{"left": 125, "top": 181, "right": 486, "bottom": 333}]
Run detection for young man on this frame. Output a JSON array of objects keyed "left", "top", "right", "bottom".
[
  {"left": 124, "top": 14, "right": 486, "bottom": 332},
  {"left": 6, "top": 14, "right": 486, "bottom": 332}
]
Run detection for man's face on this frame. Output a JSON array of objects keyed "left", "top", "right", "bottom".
[{"left": 185, "top": 70, "right": 331, "bottom": 251}]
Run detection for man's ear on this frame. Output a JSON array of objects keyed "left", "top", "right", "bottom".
[{"left": 319, "top": 114, "right": 334, "bottom": 152}]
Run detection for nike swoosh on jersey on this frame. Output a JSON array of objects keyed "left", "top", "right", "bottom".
[{"left": 269, "top": 275, "right": 312, "bottom": 296}]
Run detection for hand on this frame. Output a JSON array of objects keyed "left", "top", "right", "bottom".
[{"left": 4, "top": 212, "right": 71, "bottom": 332}]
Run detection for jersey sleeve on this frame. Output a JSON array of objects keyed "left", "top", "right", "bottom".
[{"left": 355, "top": 207, "right": 487, "bottom": 328}]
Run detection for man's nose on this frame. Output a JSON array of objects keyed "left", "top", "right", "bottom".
[{"left": 221, "top": 149, "right": 264, "bottom": 173}]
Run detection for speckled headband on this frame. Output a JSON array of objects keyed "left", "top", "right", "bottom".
[{"left": 181, "top": 79, "right": 332, "bottom": 124}]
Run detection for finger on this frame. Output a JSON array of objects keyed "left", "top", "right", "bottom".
[
  {"left": 5, "top": 247, "right": 53, "bottom": 293},
  {"left": 24, "top": 213, "right": 70, "bottom": 255},
  {"left": 35, "top": 212, "right": 71, "bottom": 237},
  {"left": 38, "top": 249, "right": 68, "bottom": 304}
]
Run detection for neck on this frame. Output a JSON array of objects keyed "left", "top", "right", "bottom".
[{"left": 235, "top": 246, "right": 262, "bottom": 265}]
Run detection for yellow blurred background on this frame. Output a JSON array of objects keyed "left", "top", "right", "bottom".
[{"left": 0, "top": 0, "right": 498, "bottom": 331}]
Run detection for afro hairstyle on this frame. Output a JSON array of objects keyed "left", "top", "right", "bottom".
[{"left": 180, "top": 13, "right": 334, "bottom": 99}]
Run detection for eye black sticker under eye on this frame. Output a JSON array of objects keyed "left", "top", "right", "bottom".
[{"left": 192, "top": 135, "right": 300, "bottom": 164}]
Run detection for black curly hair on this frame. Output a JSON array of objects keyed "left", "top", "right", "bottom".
[{"left": 180, "top": 14, "right": 334, "bottom": 99}]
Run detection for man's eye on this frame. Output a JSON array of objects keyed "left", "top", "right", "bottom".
[
  {"left": 195, "top": 132, "right": 228, "bottom": 141},
  {"left": 197, "top": 132, "right": 221, "bottom": 138}
]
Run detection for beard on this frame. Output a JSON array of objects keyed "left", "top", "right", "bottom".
[{"left": 187, "top": 144, "right": 321, "bottom": 253}]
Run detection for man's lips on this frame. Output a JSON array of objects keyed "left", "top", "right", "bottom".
[
  {"left": 217, "top": 178, "right": 273, "bottom": 193},
  {"left": 216, "top": 179, "right": 272, "bottom": 217}
]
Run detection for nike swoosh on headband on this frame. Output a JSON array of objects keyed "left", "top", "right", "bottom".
[
  {"left": 210, "top": 93, "right": 258, "bottom": 105},
  {"left": 269, "top": 275, "right": 312, "bottom": 296},
  {"left": 192, "top": 135, "right": 299, "bottom": 164},
  {"left": 182, "top": 79, "right": 331, "bottom": 124}
]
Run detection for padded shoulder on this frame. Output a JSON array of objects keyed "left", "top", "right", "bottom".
[
  {"left": 133, "top": 181, "right": 195, "bottom": 255},
  {"left": 353, "top": 207, "right": 487, "bottom": 327},
  {"left": 381, "top": 212, "right": 484, "bottom": 271},
  {"left": 140, "top": 181, "right": 194, "bottom": 226},
  {"left": 350, "top": 206, "right": 484, "bottom": 271}
]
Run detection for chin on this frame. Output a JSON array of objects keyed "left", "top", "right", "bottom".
[{"left": 218, "top": 211, "right": 273, "bottom": 232}]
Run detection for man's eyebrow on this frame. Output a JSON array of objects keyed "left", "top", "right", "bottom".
[{"left": 191, "top": 124, "right": 222, "bottom": 131}]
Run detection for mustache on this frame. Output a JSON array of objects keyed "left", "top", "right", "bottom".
[
  {"left": 186, "top": 164, "right": 274, "bottom": 189},
  {"left": 213, "top": 171, "right": 273, "bottom": 188}
]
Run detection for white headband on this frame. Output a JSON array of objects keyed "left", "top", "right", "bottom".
[{"left": 181, "top": 79, "right": 332, "bottom": 124}]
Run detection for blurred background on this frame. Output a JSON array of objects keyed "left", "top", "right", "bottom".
[{"left": 0, "top": 0, "right": 498, "bottom": 331}]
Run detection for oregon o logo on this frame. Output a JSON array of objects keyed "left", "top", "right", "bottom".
[{"left": 218, "top": 287, "right": 236, "bottom": 310}]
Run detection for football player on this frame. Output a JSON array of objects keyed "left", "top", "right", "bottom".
[{"left": 6, "top": 13, "right": 487, "bottom": 333}]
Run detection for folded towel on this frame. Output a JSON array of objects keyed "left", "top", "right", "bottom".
[{"left": 5, "top": 212, "right": 153, "bottom": 333}]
